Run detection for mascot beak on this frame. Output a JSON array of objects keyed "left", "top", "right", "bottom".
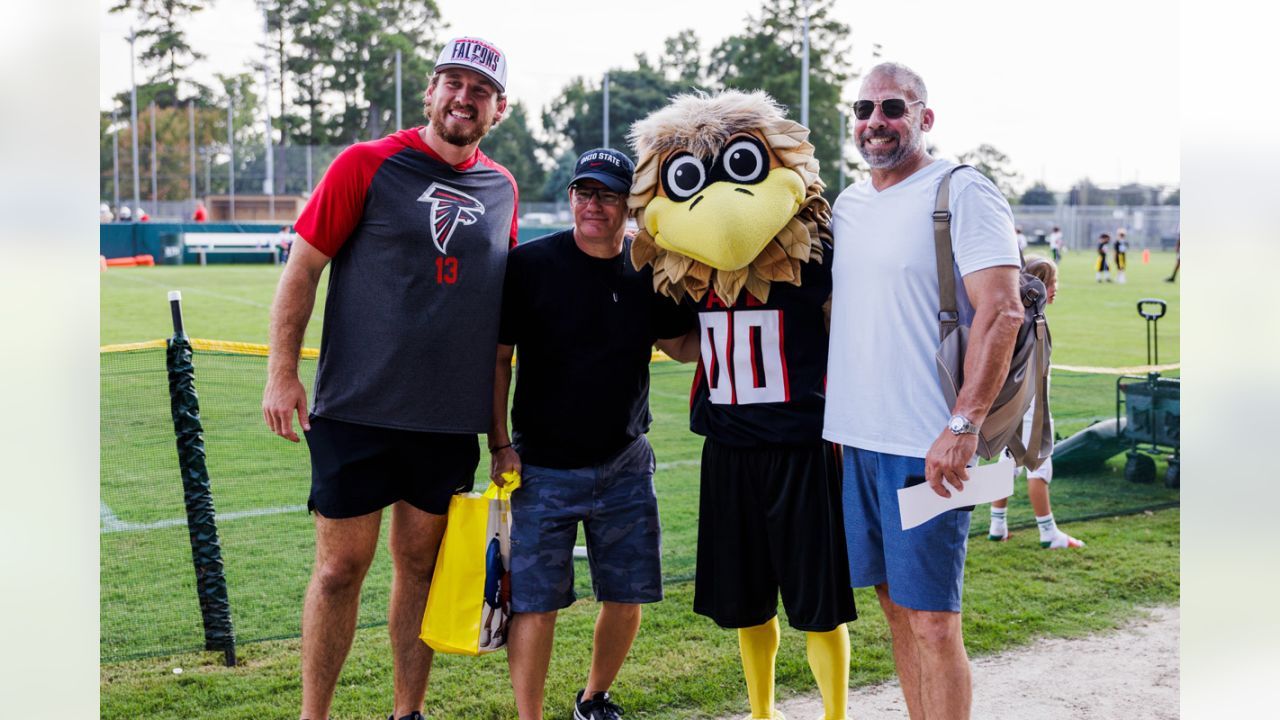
[{"left": 645, "top": 167, "right": 805, "bottom": 272}]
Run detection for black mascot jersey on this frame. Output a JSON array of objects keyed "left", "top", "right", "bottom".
[{"left": 687, "top": 243, "right": 832, "bottom": 447}]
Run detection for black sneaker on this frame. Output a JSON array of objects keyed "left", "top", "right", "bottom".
[
  {"left": 389, "top": 713, "right": 425, "bottom": 720},
  {"left": 574, "top": 689, "right": 624, "bottom": 720}
]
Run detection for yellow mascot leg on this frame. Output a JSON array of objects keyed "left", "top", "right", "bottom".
[
  {"left": 805, "top": 624, "right": 850, "bottom": 720},
  {"left": 738, "top": 617, "right": 785, "bottom": 720}
]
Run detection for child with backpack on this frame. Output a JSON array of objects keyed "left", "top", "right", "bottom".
[{"left": 987, "top": 256, "right": 1084, "bottom": 549}]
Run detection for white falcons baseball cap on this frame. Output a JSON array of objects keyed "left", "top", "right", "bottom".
[{"left": 434, "top": 36, "right": 508, "bottom": 93}]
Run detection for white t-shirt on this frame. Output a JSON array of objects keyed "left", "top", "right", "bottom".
[{"left": 823, "top": 159, "right": 1020, "bottom": 458}]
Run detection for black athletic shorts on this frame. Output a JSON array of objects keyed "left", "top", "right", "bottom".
[
  {"left": 303, "top": 415, "right": 480, "bottom": 518},
  {"left": 693, "top": 438, "right": 857, "bottom": 632}
]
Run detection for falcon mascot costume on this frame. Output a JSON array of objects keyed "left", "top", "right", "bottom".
[{"left": 629, "top": 90, "right": 856, "bottom": 720}]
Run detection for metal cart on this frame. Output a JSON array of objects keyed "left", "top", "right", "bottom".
[{"left": 1116, "top": 299, "right": 1180, "bottom": 487}]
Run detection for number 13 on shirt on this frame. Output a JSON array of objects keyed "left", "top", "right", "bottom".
[
  {"left": 698, "top": 309, "right": 789, "bottom": 405},
  {"left": 435, "top": 256, "right": 458, "bottom": 284}
]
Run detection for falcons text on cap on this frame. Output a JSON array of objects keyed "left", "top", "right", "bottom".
[{"left": 417, "top": 182, "right": 486, "bottom": 254}]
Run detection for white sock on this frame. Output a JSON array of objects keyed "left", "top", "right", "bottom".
[
  {"left": 1036, "top": 513, "right": 1058, "bottom": 542},
  {"left": 989, "top": 507, "right": 1008, "bottom": 538}
]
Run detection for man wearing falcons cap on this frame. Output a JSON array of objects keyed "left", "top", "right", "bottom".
[{"left": 262, "top": 35, "right": 517, "bottom": 720}]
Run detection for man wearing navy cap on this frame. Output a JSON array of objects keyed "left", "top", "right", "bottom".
[
  {"left": 264, "top": 35, "right": 517, "bottom": 720},
  {"left": 489, "top": 148, "right": 696, "bottom": 720}
]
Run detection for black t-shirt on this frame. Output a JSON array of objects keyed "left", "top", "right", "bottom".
[
  {"left": 687, "top": 246, "right": 832, "bottom": 447},
  {"left": 498, "top": 230, "right": 693, "bottom": 468}
]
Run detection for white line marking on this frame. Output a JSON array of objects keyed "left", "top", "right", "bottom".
[
  {"left": 100, "top": 500, "right": 128, "bottom": 533},
  {"left": 100, "top": 504, "right": 307, "bottom": 534},
  {"left": 656, "top": 459, "right": 699, "bottom": 470},
  {"left": 102, "top": 461, "right": 699, "bottom": 535},
  {"left": 105, "top": 271, "right": 274, "bottom": 310}
]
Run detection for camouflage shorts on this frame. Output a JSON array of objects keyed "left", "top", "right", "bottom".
[{"left": 509, "top": 435, "right": 663, "bottom": 613}]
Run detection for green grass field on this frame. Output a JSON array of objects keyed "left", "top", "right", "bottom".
[{"left": 100, "top": 249, "right": 1180, "bottom": 719}]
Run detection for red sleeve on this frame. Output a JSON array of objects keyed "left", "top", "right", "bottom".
[
  {"left": 294, "top": 139, "right": 400, "bottom": 257},
  {"left": 477, "top": 151, "right": 520, "bottom": 248}
]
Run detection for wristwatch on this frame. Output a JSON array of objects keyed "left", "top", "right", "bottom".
[{"left": 948, "top": 414, "right": 979, "bottom": 436}]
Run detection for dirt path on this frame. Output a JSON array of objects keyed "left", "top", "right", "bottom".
[{"left": 723, "top": 606, "right": 1179, "bottom": 720}]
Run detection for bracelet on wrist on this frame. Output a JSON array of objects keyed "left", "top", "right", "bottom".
[{"left": 489, "top": 443, "right": 512, "bottom": 452}]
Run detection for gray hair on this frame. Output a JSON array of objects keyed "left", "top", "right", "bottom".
[{"left": 864, "top": 62, "right": 928, "bottom": 105}]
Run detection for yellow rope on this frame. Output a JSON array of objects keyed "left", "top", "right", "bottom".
[
  {"left": 98, "top": 339, "right": 167, "bottom": 353},
  {"left": 1052, "top": 363, "right": 1180, "bottom": 375},
  {"left": 100, "top": 338, "right": 319, "bottom": 360},
  {"left": 99, "top": 341, "right": 1172, "bottom": 375}
]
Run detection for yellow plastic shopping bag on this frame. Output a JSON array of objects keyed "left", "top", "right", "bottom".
[{"left": 419, "top": 472, "right": 520, "bottom": 655}]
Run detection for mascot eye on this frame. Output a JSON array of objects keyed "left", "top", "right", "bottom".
[
  {"left": 662, "top": 153, "right": 707, "bottom": 201},
  {"left": 719, "top": 137, "right": 768, "bottom": 184}
]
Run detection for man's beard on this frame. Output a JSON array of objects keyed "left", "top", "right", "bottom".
[
  {"left": 430, "top": 102, "right": 492, "bottom": 147},
  {"left": 857, "top": 127, "right": 921, "bottom": 170}
]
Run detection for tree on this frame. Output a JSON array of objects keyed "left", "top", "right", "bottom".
[
  {"left": 1019, "top": 182, "right": 1056, "bottom": 206},
  {"left": 541, "top": 56, "right": 686, "bottom": 162},
  {"left": 1163, "top": 188, "right": 1180, "bottom": 205},
  {"left": 708, "top": 0, "right": 852, "bottom": 197},
  {"left": 540, "top": 152, "right": 579, "bottom": 202},
  {"left": 1118, "top": 183, "right": 1156, "bottom": 206},
  {"left": 1067, "top": 178, "right": 1115, "bottom": 206},
  {"left": 110, "top": 0, "right": 212, "bottom": 102},
  {"left": 99, "top": 94, "right": 230, "bottom": 204},
  {"left": 282, "top": 0, "right": 338, "bottom": 146},
  {"left": 480, "top": 102, "right": 551, "bottom": 201},
  {"left": 660, "top": 29, "right": 706, "bottom": 87},
  {"left": 325, "top": 0, "right": 442, "bottom": 143},
  {"left": 956, "top": 144, "right": 1022, "bottom": 202}
]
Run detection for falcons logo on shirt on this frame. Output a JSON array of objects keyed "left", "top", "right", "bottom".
[{"left": 417, "top": 182, "right": 486, "bottom": 254}]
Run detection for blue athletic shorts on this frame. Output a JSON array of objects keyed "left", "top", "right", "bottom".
[
  {"left": 508, "top": 435, "right": 663, "bottom": 613},
  {"left": 841, "top": 446, "right": 970, "bottom": 612}
]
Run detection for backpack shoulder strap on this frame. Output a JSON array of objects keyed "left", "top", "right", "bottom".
[{"left": 933, "top": 164, "right": 971, "bottom": 343}]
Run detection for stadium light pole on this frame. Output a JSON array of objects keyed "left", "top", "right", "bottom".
[
  {"left": 189, "top": 101, "right": 197, "bottom": 208},
  {"left": 800, "top": 0, "right": 811, "bottom": 127},
  {"left": 112, "top": 109, "right": 120, "bottom": 214},
  {"left": 602, "top": 72, "right": 610, "bottom": 149},
  {"left": 150, "top": 102, "right": 159, "bottom": 213},
  {"left": 395, "top": 49, "right": 403, "bottom": 130},
  {"left": 264, "top": 65, "right": 275, "bottom": 220},
  {"left": 128, "top": 28, "right": 141, "bottom": 222},
  {"left": 228, "top": 87, "right": 236, "bottom": 222}
]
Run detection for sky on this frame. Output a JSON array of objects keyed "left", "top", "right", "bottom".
[{"left": 99, "top": 0, "right": 1179, "bottom": 192}]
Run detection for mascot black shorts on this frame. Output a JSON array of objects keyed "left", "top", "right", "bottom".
[
  {"left": 693, "top": 438, "right": 857, "bottom": 632},
  {"left": 304, "top": 415, "right": 479, "bottom": 518}
]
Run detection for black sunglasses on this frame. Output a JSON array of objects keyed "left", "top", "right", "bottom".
[{"left": 852, "top": 98, "right": 924, "bottom": 120}]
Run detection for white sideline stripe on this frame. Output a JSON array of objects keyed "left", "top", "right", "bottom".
[
  {"left": 101, "top": 462, "right": 699, "bottom": 534},
  {"left": 100, "top": 504, "right": 307, "bottom": 534},
  {"left": 104, "top": 271, "right": 272, "bottom": 310},
  {"left": 100, "top": 501, "right": 128, "bottom": 533},
  {"left": 656, "top": 459, "right": 699, "bottom": 470}
]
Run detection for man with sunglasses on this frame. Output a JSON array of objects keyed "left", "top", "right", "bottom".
[
  {"left": 824, "top": 62, "right": 1023, "bottom": 720},
  {"left": 490, "top": 148, "right": 695, "bottom": 720}
]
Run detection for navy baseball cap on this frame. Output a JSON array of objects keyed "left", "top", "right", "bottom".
[{"left": 569, "top": 148, "right": 635, "bottom": 193}]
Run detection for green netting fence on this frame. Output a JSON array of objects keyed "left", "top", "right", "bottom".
[{"left": 100, "top": 341, "right": 1179, "bottom": 663}]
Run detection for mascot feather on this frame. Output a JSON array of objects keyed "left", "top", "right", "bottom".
[{"left": 629, "top": 90, "right": 855, "bottom": 720}]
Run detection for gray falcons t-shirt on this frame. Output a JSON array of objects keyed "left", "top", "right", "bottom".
[{"left": 293, "top": 128, "right": 518, "bottom": 433}]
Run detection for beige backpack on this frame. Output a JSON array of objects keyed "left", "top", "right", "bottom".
[{"left": 932, "top": 165, "right": 1053, "bottom": 470}]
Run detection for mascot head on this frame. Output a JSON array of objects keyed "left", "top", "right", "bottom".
[{"left": 627, "top": 89, "right": 831, "bottom": 303}]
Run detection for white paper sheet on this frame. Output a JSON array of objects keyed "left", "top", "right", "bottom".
[{"left": 898, "top": 455, "right": 1016, "bottom": 530}]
